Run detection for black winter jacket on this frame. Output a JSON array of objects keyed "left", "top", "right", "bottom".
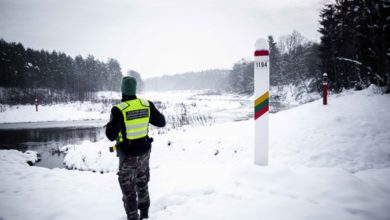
[{"left": 105, "top": 95, "right": 166, "bottom": 157}]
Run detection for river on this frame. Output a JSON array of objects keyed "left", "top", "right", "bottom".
[{"left": 0, "top": 120, "right": 106, "bottom": 169}]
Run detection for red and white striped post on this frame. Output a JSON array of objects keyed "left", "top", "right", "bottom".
[
  {"left": 254, "top": 38, "right": 270, "bottom": 166},
  {"left": 323, "top": 73, "right": 328, "bottom": 105}
]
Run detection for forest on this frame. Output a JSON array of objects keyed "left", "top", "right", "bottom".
[
  {"left": 0, "top": 39, "right": 123, "bottom": 104},
  {"left": 319, "top": 0, "right": 389, "bottom": 92},
  {"left": 223, "top": 0, "right": 389, "bottom": 94},
  {"left": 143, "top": 31, "right": 321, "bottom": 94}
]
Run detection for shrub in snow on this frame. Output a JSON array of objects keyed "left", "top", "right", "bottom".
[
  {"left": 270, "top": 82, "right": 321, "bottom": 106},
  {"left": 61, "top": 141, "right": 118, "bottom": 173}
]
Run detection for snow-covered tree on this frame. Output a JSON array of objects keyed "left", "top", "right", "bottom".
[
  {"left": 319, "top": 0, "right": 390, "bottom": 91},
  {"left": 0, "top": 39, "right": 124, "bottom": 104}
]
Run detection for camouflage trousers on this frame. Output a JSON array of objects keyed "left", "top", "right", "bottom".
[{"left": 117, "top": 150, "right": 151, "bottom": 220}]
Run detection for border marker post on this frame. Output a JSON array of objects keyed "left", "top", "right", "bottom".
[
  {"left": 35, "top": 98, "right": 38, "bottom": 112},
  {"left": 323, "top": 73, "right": 328, "bottom": 105},
  {"left": 254, "top": 38, "right": 270, "bottom": 166}
]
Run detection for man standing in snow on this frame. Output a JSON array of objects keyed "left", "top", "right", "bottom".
[{"left": 105, "top": 76, "right": 166, "bottom": 220}]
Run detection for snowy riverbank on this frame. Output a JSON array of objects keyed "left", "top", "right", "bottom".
[
  {"left": 0, "top": 101, "right": 109, "bottom": 124},
  {"left": 1, "top": 87, "right": 390, "bottom": 220},
  {"left": 61, "top": 85, "right": 390, "bottom": 173},
  {"left": 0, "top": 85, "right": 317, "bottom": 125},
  {"left": 0, "top": 90, "right": 250, "bottom": 126}
]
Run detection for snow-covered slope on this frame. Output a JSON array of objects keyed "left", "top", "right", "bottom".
[
  {"left": 270, "top": 87, "right": 390, "bottom": 172},
  {"left": 62, "top": 87, "right": 390, "bottom": 173},
  {"left": 0, "top": 87, "right": 389, "bottom": 220}
]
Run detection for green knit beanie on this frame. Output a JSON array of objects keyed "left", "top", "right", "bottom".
[{"left": 121, "top": 76, "right": 137, "bottom": 96}]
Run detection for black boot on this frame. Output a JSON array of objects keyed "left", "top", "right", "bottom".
[{"left": 139, "top": 208, "right": 149, "bottom": 219}]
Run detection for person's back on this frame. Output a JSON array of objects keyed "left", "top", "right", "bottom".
[{"left": 105, "top": 76, "right": 166, "bottom": 220}]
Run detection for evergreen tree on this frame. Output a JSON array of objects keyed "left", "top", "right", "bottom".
[
  {"left": 319, "top": 0, "right": 390, "bottom": 91},
  {"left": 228, "top": 59, "right": 254, "bottom": 94},
  {"left": 268, "top": 35, "right": 282, "bottom": 86},
  {"left": 106, "top": 58, "right": 123, "bottom": 91}
]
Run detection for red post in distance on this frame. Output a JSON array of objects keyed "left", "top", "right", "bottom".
[
  {"left": 35, "top": 98, "right": 38, "bottom": 112},
  {"left": 323, "top": 73, "right": 328, "bottom": 105}
]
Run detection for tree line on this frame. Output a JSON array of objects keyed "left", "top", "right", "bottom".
[
  {"left": 143, "top": 32, "right": 320, "bottom": 95},
  {"left": 227, "top": 32, "right": 321, "bottom": 94},
  {"left": 144, "top": 69, "right": 229, "bottom": 91},
  {"left": 0, "top": 39, "right": 123, "bottom": 104},
  {"left": 228, "top": 0, "right": 389, "bottom": 94}
]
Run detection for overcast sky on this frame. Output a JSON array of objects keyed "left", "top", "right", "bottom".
[{"left": 0, "top": 0, "right": 327, "bottom": 78}]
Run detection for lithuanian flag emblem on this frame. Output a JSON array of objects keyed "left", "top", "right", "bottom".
[{"left": 254, "top": 91, "right": 269, "bottom": 120}]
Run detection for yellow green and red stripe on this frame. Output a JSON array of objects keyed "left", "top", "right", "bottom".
[{"left": 254, "top": 91, "right": 269, "bottom": 120}]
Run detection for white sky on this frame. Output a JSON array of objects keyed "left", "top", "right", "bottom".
[{"left": 0, "top": 0, "right": 326, "bottom": 78}]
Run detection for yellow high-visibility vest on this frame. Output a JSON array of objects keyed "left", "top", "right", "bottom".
[{"left": 115, "top": 99, "right": 150, "bottom": 143}]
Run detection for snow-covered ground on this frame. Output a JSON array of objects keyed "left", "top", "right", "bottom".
[
  {"left": 0, "top": 90, "right": 250, "bottom": 126},
  {"left": 0, "top": 85, "right": 317, "bottom": 125},
  {"left": 1, "top": 86, "right": 390, "bottom": 220},
  {"left": 0, "top": 101, "right": 109, "bottom": 123},
  {"left": 0, "top": 91, "right": 132, "bottom": 124}
]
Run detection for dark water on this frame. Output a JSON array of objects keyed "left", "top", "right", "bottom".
[{"left": 0, "top": 121, "right": 105, "bottom": 169}]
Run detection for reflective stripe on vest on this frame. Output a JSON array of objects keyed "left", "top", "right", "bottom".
[{"left": 115, "top": 99, "right": 150, "bottom": 142}]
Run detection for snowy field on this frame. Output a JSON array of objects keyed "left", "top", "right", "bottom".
[
  {"left": 0, "top": 90, "right": 251, "bottom": 127},
  {"left": 0, "top": 84, "right": 315, "bottom": 125},
  {"left": 1, "top": 86, "right": 390, "bottom": 220},
  {"left": 0, "top": 101, "right": 108, "bottom": 123}
]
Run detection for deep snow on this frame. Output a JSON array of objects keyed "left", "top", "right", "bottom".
[{"left": 1, "top": 86, "right": 390, "bottom": 220}]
